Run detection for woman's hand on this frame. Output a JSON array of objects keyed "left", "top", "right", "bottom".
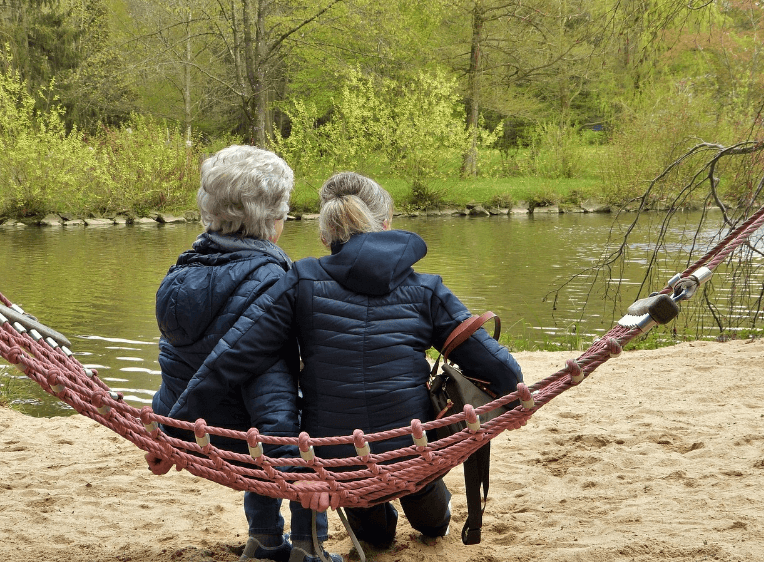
[{"left": 295, "top": 481, "right": 331, "bottom": 512}]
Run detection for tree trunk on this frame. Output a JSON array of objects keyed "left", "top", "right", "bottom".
[
  {"left": 241, "top": 0, "right": 260, "bottom": 144},
  {"left": 184, "top": 7, "right": 193, "bottom": 145},
  {"left": 255, "top": 0, "right": 270, "bottom": 148},
  {"left": 461, "top": 0, "right": 483, "bottom": 178}
]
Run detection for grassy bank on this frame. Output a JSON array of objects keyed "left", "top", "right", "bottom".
[
  {"left": 289, "top": 174, "right": 603, "bottom": 215},
  {"left": 0, "top": 166, "right": 607, "bottom": 223}
]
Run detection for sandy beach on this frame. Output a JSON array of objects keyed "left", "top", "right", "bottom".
[{"left": 2, "top": 338, "right": 763, "bottom": 562}]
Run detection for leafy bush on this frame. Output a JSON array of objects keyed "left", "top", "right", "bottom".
[
  {"left": 599, "top": 83, "right": 737, "bottom": 207},
  {"left": 0, "top": 53, "right": 199, "bottom": 218},
  {"left": 525, "top": 121, "right": 592, "bottom": 179},
  {"left": 0, "top": 63, "right": 100, "bottom": 216},
  {"left": 276, "top": 68, "right": 487, "bottom": 208},
  {"left": 95, "top": 115, "right": 199, "bottom": 214}
]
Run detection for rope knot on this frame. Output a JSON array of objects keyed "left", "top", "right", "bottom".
[
  {"left": 606, "top": 337, "right": 622, "bottom": 357},
  {"left": 298, "top": 431, "right": 315, "bottom": 463},
  {"left": 517, "top": 383, "right": 535, "bottom": 410},
  {"left": 247, "top": 428, "right": 263, "bottom": 459},
  {"left": 353, "top": 429, "right": 370, "bottom": 458},
  {"left": 566, "top": 358, "right": 584, "bottom": 384},
  {"left": 463, "top": 405, "right": 480, "bottom": 432},
  {"left": 411, "top": 419, "right": 427, "bottom": 447},
  {"left": 140, "top": 406, "right": 159, "bottom": 435},
  {"left": 46, "top": 367, "right": 64, "bottom": 393},
  {"left": 91, "top": 392, "right": 112, "bottom": 415},
  {"left": 194, "top": 419, "right": 210, "bottom": 448},
  {"left": 6, "top": 345, "right": 24, "bottom": 367}
]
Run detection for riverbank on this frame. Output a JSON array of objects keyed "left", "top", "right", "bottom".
[
  {"left": 2, "top": 338, "right": 762, "bottom": 562},
  {"left": 0, "top": 198, "right": 622, "bottom": 228}
]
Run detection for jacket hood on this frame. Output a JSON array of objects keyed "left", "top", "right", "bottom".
[
  {"left": 179, "top": 231, "right": 292, "bottom": 267},
  {"left": 156, "top": 231, "right": 291, "bottom": 346},
  {"left": 321, "top": 230, "right": 427, "bottom": 295}
]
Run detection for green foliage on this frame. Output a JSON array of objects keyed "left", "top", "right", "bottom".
[
  {"left": 0, "top": 54, "right": 199, "bottom": 218},
  {"left": 0, "top": 60, "right": 89, "bottom": 216},
  {"left": 599, "top": 83, "right": 736, "bottom": 207},
  {"left": 526, "top": 122, "right": 592, "bottom": 179},
  {"left": 95, "top": 115, "right": 199, "bottom": 214},
  {"left": 276, "top": 68, "right": 474, "bottom": 208}
]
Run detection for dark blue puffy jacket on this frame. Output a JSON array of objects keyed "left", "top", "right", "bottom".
[
  {"left": 153, "top": 231, "right": 300, "bottom": 455},
  {"left": 170, "top": 230, "right": 523, "bottom": 459}
]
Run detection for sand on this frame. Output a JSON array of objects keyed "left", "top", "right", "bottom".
[{"left": 2, "top": 338, "right": 763, "bottom": 562}]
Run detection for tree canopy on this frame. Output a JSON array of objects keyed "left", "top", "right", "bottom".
[{"left": 1, "top": 0, "right": 763, "bottom": 196}]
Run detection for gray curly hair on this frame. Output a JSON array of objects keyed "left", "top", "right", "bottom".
[{"left": 197, "top": 145, "right": 294, "bottom": 240}]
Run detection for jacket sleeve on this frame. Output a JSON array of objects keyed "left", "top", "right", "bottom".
[
  {"left": 241, "top": 352, "right": 300, "bottom": 459},
  {"left": 168, "top": 269, "right": 300, "bottom": 422},
  {"left": 429, "top": 277, "right": 523, "bottom": 397}
]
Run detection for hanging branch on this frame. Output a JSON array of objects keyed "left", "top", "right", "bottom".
[{"left": 547, "top": 138, "right": 764, "bottom": 340}]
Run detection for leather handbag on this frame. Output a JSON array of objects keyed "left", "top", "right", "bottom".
[
  {"left": 428, "top": 312, "right": 507, "bottom": 439},
  {"left": 427, "top": 312, "right": 512, "bottom": 546}
]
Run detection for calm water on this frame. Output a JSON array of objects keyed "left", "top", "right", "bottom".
[{"left": 1, "top": 211, "right": 756, "bottom": 416}]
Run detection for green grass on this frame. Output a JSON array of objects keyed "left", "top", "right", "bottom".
[
  {"left": 291, "top": 174, "right": 604, "bottom": 214},
  {"left": 0, "top": 372, "right": 24, "bottom": 411}
]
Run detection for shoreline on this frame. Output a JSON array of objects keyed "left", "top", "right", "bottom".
[
  {"left": 1, "top": 199, "right": 726, "bottom": 229},
  {"left": 0, "top": 204, "right": 571, "bottom": 228}
]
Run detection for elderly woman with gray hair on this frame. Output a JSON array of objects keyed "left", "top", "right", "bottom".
[
  {"left": 149, "top": 145, "right": 339, "bottom": 562},
  {"left": 171, "top": 171, "right": 524, "bottom": 553}
]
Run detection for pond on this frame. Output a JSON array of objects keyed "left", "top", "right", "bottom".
[{"left": 0, "top": 209, "right": 756, "bottom": 416}]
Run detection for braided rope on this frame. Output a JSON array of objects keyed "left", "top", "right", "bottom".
[{"left": 2, "top": 205, "right": 763, "bottom": 508}]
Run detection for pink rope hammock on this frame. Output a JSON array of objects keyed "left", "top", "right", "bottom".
[{"left": 2, "top": 205, "right": 764, "bottom": 512}]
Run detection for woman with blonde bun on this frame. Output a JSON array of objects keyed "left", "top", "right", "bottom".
[{"left": 172, "top": 171, "right": 523, "bottom": 552}]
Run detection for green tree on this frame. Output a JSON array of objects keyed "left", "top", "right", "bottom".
[
  {"left": 0, "top": 0, "right": 136, "bottom": 131},
  {"left": 118, "top": 0, "right": 349, "bottom": 145},
  {"left": 276, "top": 68, "right": 473, "bottom": 205}
]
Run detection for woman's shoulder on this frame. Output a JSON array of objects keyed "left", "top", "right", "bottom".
[{"left": 292, "top": 255, "right": 327, "bottom": 277}]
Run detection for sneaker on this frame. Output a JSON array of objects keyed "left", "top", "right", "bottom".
[
  {"left": 288, "top": 545, "right": 343, "bottom": 562},
  {"left": 240, "top": 534, "right": 292, "bottom": 562}
]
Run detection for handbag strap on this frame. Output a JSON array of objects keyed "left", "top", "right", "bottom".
[
  {"left": 430, "top": 312, "right": 501, "bottom": 379},
  {"left": 442, "top": 312, "right": 500, "bottom": 361}
]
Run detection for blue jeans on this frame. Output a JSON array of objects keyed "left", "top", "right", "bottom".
[{"left": 244, "top": 491, "right": 328, "bottom": 542}]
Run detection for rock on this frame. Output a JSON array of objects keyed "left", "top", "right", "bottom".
[
  {"left": 468, "top": 205, "right": 490, "bottom": 217},
  {"left": 580, "top": 198, "right": 610, "bottom": 213},
  {"left": 532, "top": 205, "right": 560, "bottom": 214},
  {"left": 83, "top": 218, "right": 114, "bottom": 227},
  {"left": 156, "top": 214, "right": 186, "bottom": 224},
  {"left": 40, "top": 214, "right": 63, "bottom": 226},
  {"left": 559, "top": 203, "right": 585, "bottom": 214},
  {"left": 184, "top": 211, "right": 201, "bottom": 223}
]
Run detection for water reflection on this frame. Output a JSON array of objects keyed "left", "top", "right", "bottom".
[{"left": 1, "top": 211, "right": 759, "bottom": 417}]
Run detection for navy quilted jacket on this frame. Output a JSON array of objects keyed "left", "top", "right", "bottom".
[
  {"left": 152, "top": 231, "right": 300, "bottom": 455},
  {"left": 170, "top": 230, "right": 523, "bottom": 459}
]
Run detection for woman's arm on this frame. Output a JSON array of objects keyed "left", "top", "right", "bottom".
[
  {"left": 168, "top": 269, "right": 299, "bottom": 422},
  {"left": 430, "top": 278, "right": 523, "bottom": 397}
]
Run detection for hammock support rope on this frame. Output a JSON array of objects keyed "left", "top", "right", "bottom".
[{"left": 3, "top": 205, "right": 764, "bottom": 511}]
